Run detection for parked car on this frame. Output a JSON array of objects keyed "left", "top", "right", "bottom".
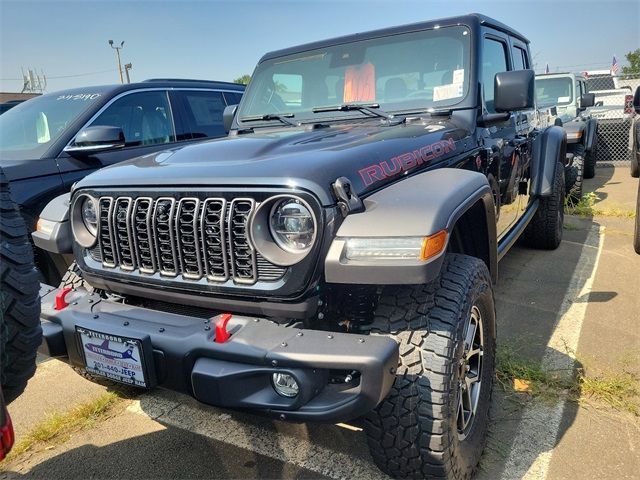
[
  {"left": 0, "top": 100, "right": 25, "bottom": 115},
  {"left": 0, "top": 79, "right": 245, "bottom": 285},
  {"left": 583, "top": 69, "right": 635, "bottom": 164},
  {"left": 630, "top": 86, "right": 640, "bottom": 177},
  {"left": 535, "top": 72, "right": 598, "bottom": 198},
  {"left": 34, "top": 14, "right": 566, "bottom": 478}
]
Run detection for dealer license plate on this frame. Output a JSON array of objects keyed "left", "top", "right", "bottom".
[{"left": 77, "top": 328, "right": 147, "bottom": 387}]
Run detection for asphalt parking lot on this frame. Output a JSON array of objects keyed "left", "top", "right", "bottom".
[{"left": 2, "top": 165, "right": 639, "bottom": 480}]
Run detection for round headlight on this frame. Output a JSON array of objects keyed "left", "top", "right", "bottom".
[
  {"left": 269, "top": 198, "right": 315, "bottom": 253},
  {"left": 81, "top": 197, "right": 98, "bottom": 236}
]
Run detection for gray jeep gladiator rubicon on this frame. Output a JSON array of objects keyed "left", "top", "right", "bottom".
[{"left": 33, "top": 14, "right": 566, "bottom": 479}]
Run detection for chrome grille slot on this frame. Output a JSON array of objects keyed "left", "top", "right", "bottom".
[
  {"left": 228, "top": 199, "right": 257, "bottom": 283},
  {"left": 90, "top": 194, "right": 287, "bottom": 285},
  {"left": 132, "top": 198, "right": 155, "bottom": 273},
  {"left": 201, "top": 198, "right": 228, "bottom": 282},
  {"left": 113, "top": 198, "right": 135, "bottom": 271},
  {"left": 152, "top": 198, "right": 178, "bottom": 276},
  {"left": 98, "top": 197, "right": 116, "bottom": 267},
  {"left": 176, "top": 198, "right": 202, "bottom": 279}
]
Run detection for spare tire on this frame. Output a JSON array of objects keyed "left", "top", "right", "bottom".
[{"left": 0, "top": 169, "right": 42, "bottom": 404}]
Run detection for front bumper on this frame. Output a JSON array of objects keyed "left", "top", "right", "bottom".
[{"left": 39, "top": 285, "right": 398, "bottom": 423}]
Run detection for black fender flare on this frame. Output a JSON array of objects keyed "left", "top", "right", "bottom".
[
  {"left": 324, "top": 168, "right": 497, "bottom": 285},
  {"left": 530, "top": 126, "right": 567, "bottom": 197},
  {"left": 584, "top": 118, "right": 598, "bottom": 151}
]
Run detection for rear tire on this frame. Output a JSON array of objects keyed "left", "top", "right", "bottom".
[
  {"left": 634, "top": 181, "right": 640, "bottom": 254},
  {"left": 631, "top": 153, "right": 640, "bottom": 178},
  {"left": 364, "top": 254, "right": 496, "bottom": 480},
  {"left": 584, "top": 135, "right": 597, "bottom": 179},
  {"left": 523, "top": 161, "right": 564, "bottom": 250},
  {"left": 0, "top": 171, "right": 42, "bottom": 404},
  {"left": 566, "top": 145, "right": 584, "bottom": 203}
]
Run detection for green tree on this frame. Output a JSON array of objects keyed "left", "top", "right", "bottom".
[
  {"left": 622, "top": 49, "right": 640, "bottom": 75},
  {"left": 233, "top": 74, "right": 251, "bottom": 85}
]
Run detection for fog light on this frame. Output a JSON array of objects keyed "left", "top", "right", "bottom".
[{"left": 272, "top": 372, "right": 299, "bottom": 398}]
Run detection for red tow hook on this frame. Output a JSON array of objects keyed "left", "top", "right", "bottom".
[
  {"left": 214, "top": 313, "right": 233, "bottom": 343},
  {"left": 0, "top": 408, "right": 14, "bottom": 461},
  {"left": 54, "top": 287, "right": 73, "bottom": 311}
]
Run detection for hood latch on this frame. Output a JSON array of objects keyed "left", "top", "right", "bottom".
[{"left": 332, "top": 177, "right": 364, "bottom": 217}]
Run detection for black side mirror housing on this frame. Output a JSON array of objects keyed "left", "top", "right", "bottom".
[
  {"left": 223, "top": 105, "right": 238, "bottom": 134},
  {"left": 494, "top": 69, "right": 535, "bottom": 113},
  {"left": 580, "top": 93, "right": 595, "bottom": 109},
  {"left": 64, "top": 126, "right": 125, "bottom": 154},
  {"left": 634, "top": 86, "right": 640, "bottom": 114}
]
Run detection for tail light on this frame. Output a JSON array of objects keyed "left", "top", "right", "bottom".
[{"left": 624, "top": 94, "right": 634, "bottom": 115}]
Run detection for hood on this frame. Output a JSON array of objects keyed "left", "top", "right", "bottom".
[{"left": 76, "top": 118, "right": 472, "bottom": 205}]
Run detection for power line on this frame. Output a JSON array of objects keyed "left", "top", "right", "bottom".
[{"left": 0, "top": 68, "right": 116, "bottom": 81}]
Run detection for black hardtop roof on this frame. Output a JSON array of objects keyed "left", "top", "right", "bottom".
[
  {"left": 41, "top": 79, "right": 244, "bottom": 98},
  {"left": 260, "top": 13, "right": 529, "bottom": 63}
]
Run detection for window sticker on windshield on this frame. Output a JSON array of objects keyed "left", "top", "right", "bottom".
[
  {"left": 452, "top": 69, "right": 465, "bottom": 84},
  {"left": 56, "top": 93, "right": 102, "bottom": 101},
  {"left": 557, "top": 96, "right": 571, "bottom": 103},
  {"left": 433, "top": 83, "right": 464, "bottom": 102},
  {"left": 344, "top": 63, "right": 376, "bottom": 103}
]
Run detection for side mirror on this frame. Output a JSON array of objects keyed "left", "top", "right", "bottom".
[
  {"left": 223, "top": 105, "right": 238, "bottom": 134},
  {"left": 64, "top": 126, "right": 125, "bottom": 154},
  {"left": 494, "top": 69, "right": 535, "bottom": 112},
  {"left": 634, "top": 86, "right": 640, "bottom": 114},
  {"left": 580, "top": 93, "right": 595, "bottom": 109}
]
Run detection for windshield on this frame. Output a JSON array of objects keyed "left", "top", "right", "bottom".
[
  {"left": 238, "top": 25, "right": 471, "bottom": 124},
  {"left": 0, "top": 90, "right": 106, "bottom": 160},
  {"left": 535, "top": 77, "right": 573, "bottom": 107}
]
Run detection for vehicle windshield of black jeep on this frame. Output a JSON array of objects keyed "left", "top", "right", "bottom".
[
  {"left": 0, "top": 90, "right": 106, "bottom": 160},
  {"left": 535, "top": 77, "right": 573, "bottom": 108},
  {"left": 238, "top": 25, "right": 471, "bottom": 124}
]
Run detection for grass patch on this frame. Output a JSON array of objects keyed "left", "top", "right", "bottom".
[
  {"left": 2, "top": 392, "right": 123, "bottom": 467},
  {"left": 565, "top": 192, "right": 635, "bottom": 218},
  {"left": 496, "top": 346, "right": 640, "bottom": 415},
  {"left": 563, "top": 222, "right": 580, "bottom": 231}
]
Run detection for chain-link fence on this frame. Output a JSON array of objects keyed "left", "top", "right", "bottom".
[{"left": 584, "top": 73, "right": 640, "bottom": 167}]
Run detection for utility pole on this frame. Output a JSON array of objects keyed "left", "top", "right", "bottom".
[
  {"left": 108, "top": 40, "right": 125, "bottom": 83},
  {"left": 124, "top": 63, "right": 132, "bottom": 83}
]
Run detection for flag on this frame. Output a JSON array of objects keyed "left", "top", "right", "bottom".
[
  {"left": 545, "top": 63, "right": 550, "bottom": 74},
  {"left": 611, "top": 55, "right": 619, "bottom": 75}
]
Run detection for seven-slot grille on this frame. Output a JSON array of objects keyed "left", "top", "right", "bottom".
[{"left": 92, "top": 195, "right": 285, "bottom": 284}]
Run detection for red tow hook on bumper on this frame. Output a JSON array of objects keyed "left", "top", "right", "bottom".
[
  {"left": 54, "top": 287, "right": 73, "bottom": 310},
  {"left": 214, "top": 313, "right": 233, "bottom": 343}
]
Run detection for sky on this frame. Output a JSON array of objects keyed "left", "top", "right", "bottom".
[{"left": 0, "top": 0, "right": 638, "bottom": 93}]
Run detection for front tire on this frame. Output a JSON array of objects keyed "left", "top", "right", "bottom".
[
  {"left": 523, "top": 161, "right": 565, "bottom": 249},
  {"left": 364, "top": 254, "right": 496, "bottom": 479},
  {"left": 0, "top": 171, "right": 42, "bottom": 404}
]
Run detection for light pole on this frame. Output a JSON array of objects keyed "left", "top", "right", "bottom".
[
  {"left": 108, "top": 40, "right": 125, "bottom": 84},
  {"left": 124, "top": 63, "right": 132, "bottom": 84}
]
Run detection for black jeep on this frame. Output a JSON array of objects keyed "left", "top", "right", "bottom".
[{"left": 34, "top": 14, "right": 566, "bottom": 479}]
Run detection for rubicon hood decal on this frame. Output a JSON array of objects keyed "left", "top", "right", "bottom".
[{"left": 358, "top": 138, "right": 456, "bottom": 187}]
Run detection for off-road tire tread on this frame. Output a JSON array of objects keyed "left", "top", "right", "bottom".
[
  {"left": 0, "top": 170, "right": 42, "bottom": 404},
  {"left": 363, "top": 254, "right": 495, "bottom": 480},
  {"left": 523, "top": 161, "right": 564, "bottom": 249},
  {"left": 566, "top": 144, "right": 584, "bottom": 203},
  {"left": 60, "top": 261, "right": 93, "bottom": 292},
  {"left": 584, "top": 134, "right": 597, "bottom": 179}
]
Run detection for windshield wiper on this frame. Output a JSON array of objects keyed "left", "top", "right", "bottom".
[
  {"left": 312, "top": 103, "right": 395, "bottom": 122},
  {"left": 239, "top": 113, "right": 298, "bottom": 127}
]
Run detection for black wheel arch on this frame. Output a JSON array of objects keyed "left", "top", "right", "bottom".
[{"left": 530, "top": 125, "right": 567, "bottom": 197}]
